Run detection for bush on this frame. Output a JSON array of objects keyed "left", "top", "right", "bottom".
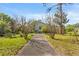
[
  {"left": 4, "top": 33, "right": 13, "bottom": 38},
  {"left": 41, "top": 25, "right": 48, "bottom": 33},
  {"left": 66, "top": 32, "right": 75, "bottom": 36},
  {"left": 27, "top": 33, "right": 34, "bottom": 41},
  {"left": 48, "top": 33, "right": 55, "bottom": 39},
  {"left": 66, "top": 24, "right": 75, "bottom": 33}
]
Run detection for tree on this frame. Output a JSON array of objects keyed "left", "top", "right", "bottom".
[
  {"left": 43, "top": 3, "right": 70, "bottom": 34},
  {"left": 53, "top": 10, "right": 69, "bottom": 34},
  {"left": 44, "top": 15, "right": 56, "bottom": 38},
  {"left": 0, "top": 13, "right": 12, "bottom": 36},
  {"left": 46, "top": 15, "right": 56, "bottom": 33},
  {"left": 27, "top": 19, "right": 37, "bottom": 32},
  {"left": 19, "top": 16, "right": 33, "bottom": 39},
  {"left": 9, "top": 19, "right": 17, "bottom": 35},
  {"left": 19, "top": 16, "right": 27, "bottom": 37},
  {"left": 28, "top": 19, "right": 44, "bottom": 33}
]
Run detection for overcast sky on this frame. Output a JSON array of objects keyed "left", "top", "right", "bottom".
[{"left": 0, "top": 3, "right": 79, "bottom": 24}]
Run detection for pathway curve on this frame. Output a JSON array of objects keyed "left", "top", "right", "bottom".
[{"left": 16, "top": 34, "right": 58, "bottom": 56}]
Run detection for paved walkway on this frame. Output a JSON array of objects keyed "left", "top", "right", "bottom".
[{"left": 16, "top": 34, "right": 58, "bottom": 56}]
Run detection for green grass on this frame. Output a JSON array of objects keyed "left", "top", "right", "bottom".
[
  {"left": 45, "top": 34, "right": 79, "bottom": 56},
  {"left": 0, "top": 33, "right": 34, "bottom": 56},
  {"left": 54, "top": 34, "right": 79, "bottom": 43},
  {"left": 0, "top": 37, "right": 26, "bottom": 56}
]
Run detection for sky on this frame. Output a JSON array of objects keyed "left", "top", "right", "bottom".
[{"left": 0, "top": 3, "right": 79, "bottom": 24}]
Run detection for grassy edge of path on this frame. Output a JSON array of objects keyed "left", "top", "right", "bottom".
[
  {"left": 0, "top": 33, "right": 34, "bottom": 56},
  {"left": 44, "top": 34, "right": 79, "bottom": 56}
]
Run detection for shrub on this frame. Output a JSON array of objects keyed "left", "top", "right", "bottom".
[
  {"left": 27, "top": 33, "right": 34, "bottom": 41},
  {"left": 66, "top": 32, "right": 75, "bottom": 36},
  {"left": 4, "top": 33, "right": 13, "bottom": 38}
]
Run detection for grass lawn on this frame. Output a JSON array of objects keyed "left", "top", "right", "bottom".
[
  {"left": 0, "top": 33, "right": 34, "bottom": 56},
  {"left": 45, "top": 34, "right": 79, "bottom": 56}
]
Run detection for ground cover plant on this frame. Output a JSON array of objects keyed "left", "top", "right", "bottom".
[
  {"left": 45, "top": 34, "right": 79, "bottom": 56},
  {"left": 0, "top": 33, "right": 34, "bottom": 56}
]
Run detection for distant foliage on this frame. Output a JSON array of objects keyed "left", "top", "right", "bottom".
[
  {"left": 66, "top": 24, "right": 75, "bottom": 32},
  {"left": 41, "top": 24, "right": 49, "bottom": 33}
]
